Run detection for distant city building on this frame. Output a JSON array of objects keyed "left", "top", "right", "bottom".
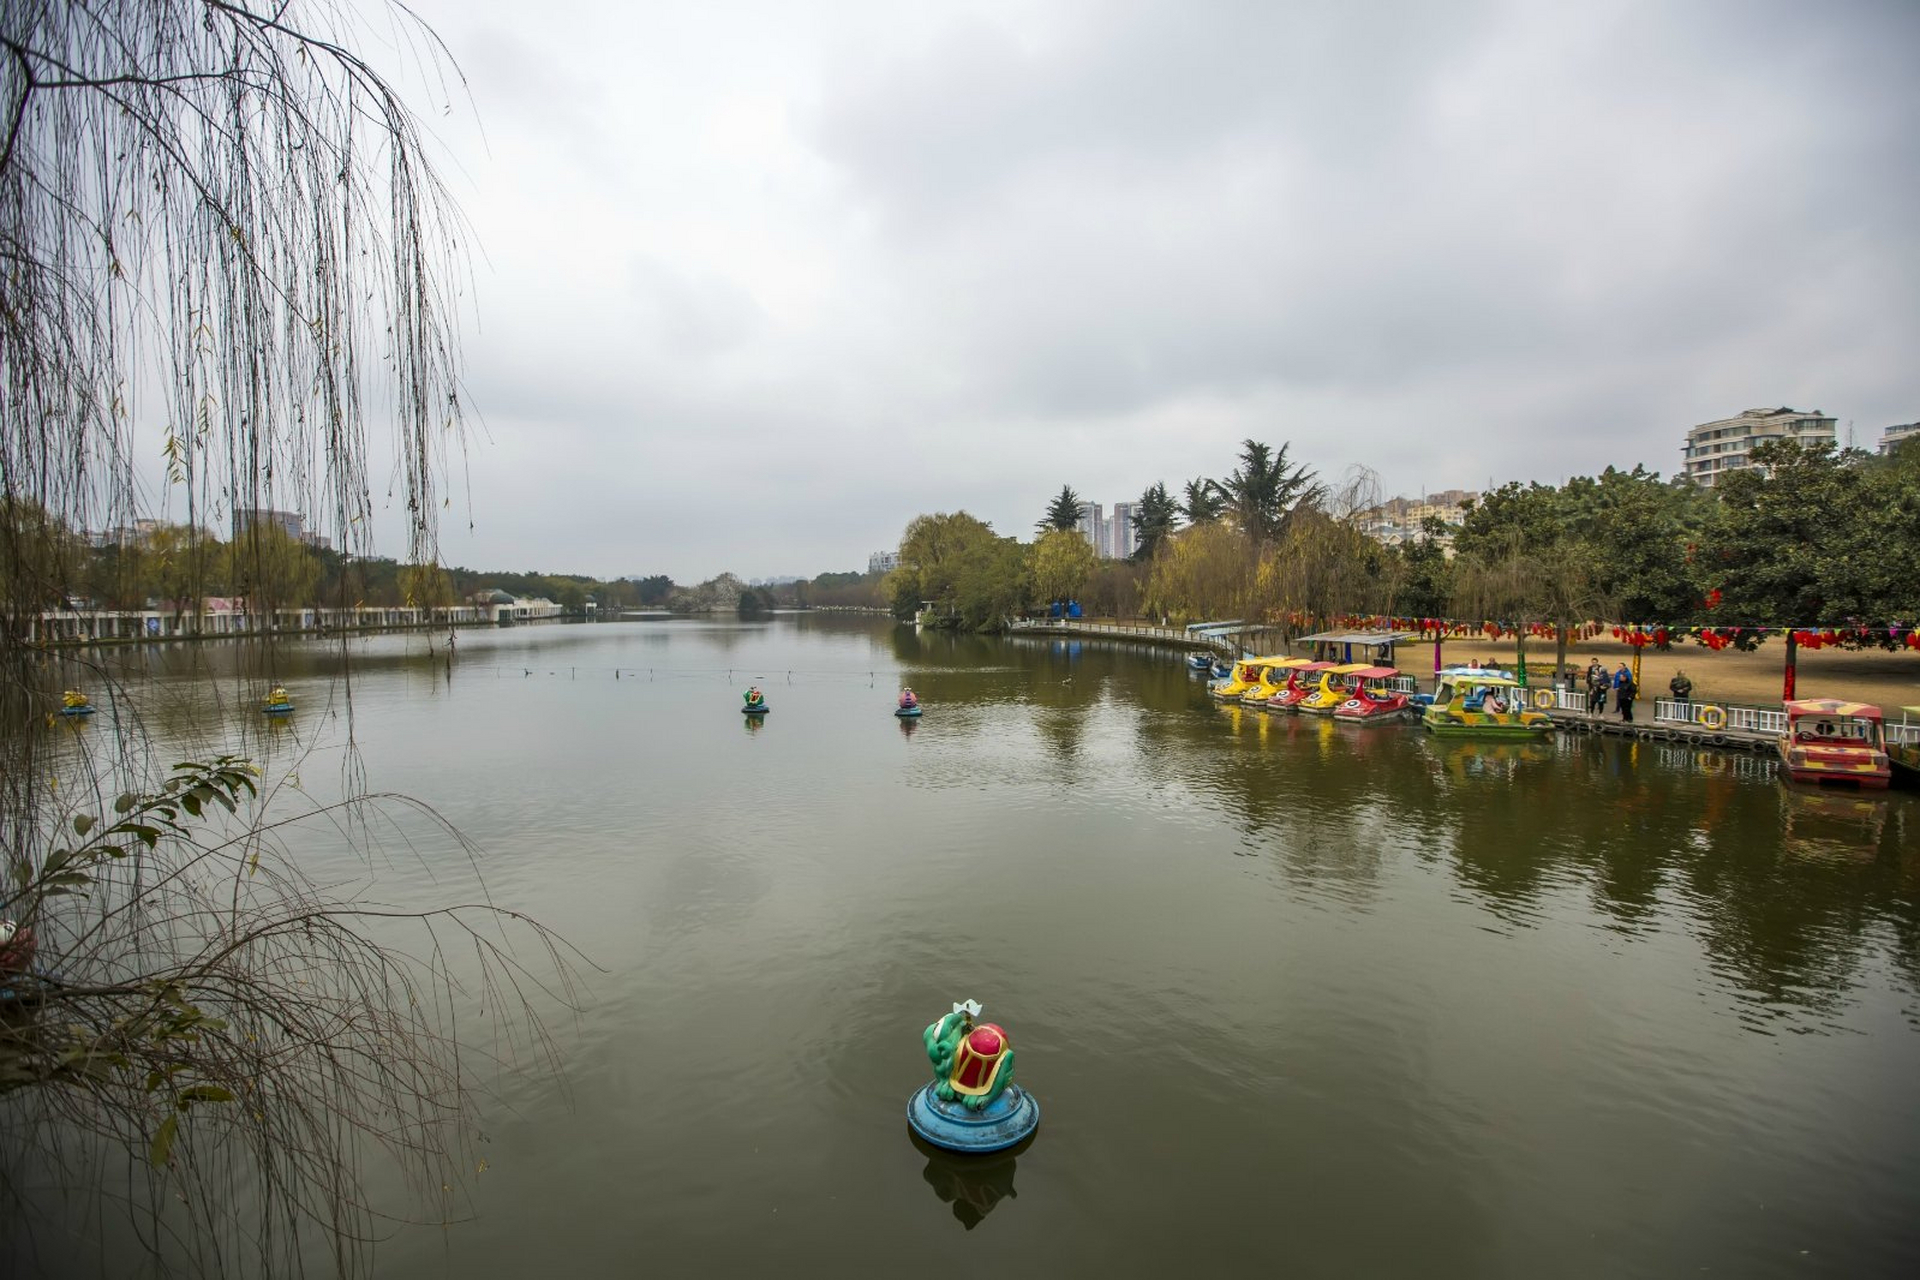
[
  {"left": 1682, "top": 407, "right": 1837, "bottom": 487},
  {"left": 1880, "top": 421, "right": 1920, "bottom": 455},
  {"left": 1109, "top": 501, "right": 1137, "bottom": 560},
  {"left": 1075, "top": 502, "right": 1105, "bottom": 556},
  {"left": 868, "top": 550, "right": 899, "bottom": 574},
  {"left": 1356, "top": 492, "right": 1476, "bottom": 549},
  {"left": 233, "top": 507, "right": 331, "bottom": 552}
]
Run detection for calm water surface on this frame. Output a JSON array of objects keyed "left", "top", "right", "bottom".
[{"left": 44, "top": 617, "right": 1920, "bottom": 1276}]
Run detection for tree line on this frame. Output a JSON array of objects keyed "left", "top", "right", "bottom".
[{"left": 884, "top": 437, "right": 1920, "bottom": 659}]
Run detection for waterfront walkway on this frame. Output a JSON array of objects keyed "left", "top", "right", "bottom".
[{"left": 1011, "top": 618, "right": 1920, "bottom": 756}]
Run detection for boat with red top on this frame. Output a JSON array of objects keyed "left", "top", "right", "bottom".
[
  {"left": 1264, "top": 661, "right": 1335, "bottom": 712},
  {"left": 1778, "top": 699, "right": 1890, "bottom": 790},
  {"left": 1331, "top": 667, "right": 1413, "bottom": 722}
]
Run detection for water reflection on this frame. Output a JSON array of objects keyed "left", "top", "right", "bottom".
[{"left": 911, "top": 1133, "right": 1029, "bottom": 1229}]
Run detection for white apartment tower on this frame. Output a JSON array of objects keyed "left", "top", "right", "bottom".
[{"left": 1682, "top": 407, "right": 1837, "bottom": 487}]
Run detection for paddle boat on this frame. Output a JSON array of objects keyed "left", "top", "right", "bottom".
[
  {"left": 1209, "top": 656, "right": 1283, "bottom": 702},
  {"left": 906, "top": 999, "right": 1039, "bottom": 1154},
  {"left": 1420, "top": 671, "right": 1553, "bottom": 738},
  {"left": 1777, "top": 699, "right": 1890, "bottom": 790},
  {"left": 896, "top": 687, "right": 922, "bottom": 718},
  {"left": 1264, "top": 661, "right": 1335, "bottom": 712},
  {"left": 1889, "top": 707, "right": 1920, "bottom": 782},
  {"left": 1332, "top": 667, "right": 1414, "bottom": 722},
  {"left": 742, "top": 686, "right": 770, "bottom": 716},
  {"left": 1187, "top": 652, "right": 1216, "bottom": 672},
  {"left": 1240, "top": 657, "right": 1311, "bottom": 706},
  {"left": 58, "top": 690, "right": 95, "bottom": 717},
  {"left": 1297, "top": 663, "right": 1376, "bottom": 716},
  {"left": 262, "top": 686, "right": 294, "bottom": 716}
]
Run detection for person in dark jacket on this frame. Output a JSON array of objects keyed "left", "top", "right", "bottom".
[
  {"left": 1613, "top": 664, "right": 1637, "bottom": 722},
  {"left": 1586, "top": 660, "right": 1608, "bottom": 714},
  {"left": 1669, "top": 670, "right": 1692, "bottom": 703}
]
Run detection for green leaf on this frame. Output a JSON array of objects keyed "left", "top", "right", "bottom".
[
  {"left": 73, "top": 814, "right": 96, "bottom": 836},
  {"left": 113, "top": 793, "right": 136, "bottom": 814},
  {"left": 177, "top": 1085, "right": 235, "bottom": 1106},
  {"left": 149, "top": 1114, "right": 178, "bottom": 1167},
  {"left": 181, "top": 794, "right": 201, "bottom": 818}
]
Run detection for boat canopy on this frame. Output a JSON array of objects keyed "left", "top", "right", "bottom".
[
  {"left": 1293, "top": 661, "right": 1336, "bottom": 672},
  {"left": 1327, "top": 662, "right": 1374, "bottom": 675},
  {"left": 1439, "top": 672, "right": 1522, "bottom": 689},
  {"left": 1349, "top": 666, "right": 1398, "bottom": 679},
  {"left": 1783, "top": 699, "right": 1882, "bottom": 720},
  {"left": 1260, "top": 657, "right": 1312, "bottom": 671},
  {"left": 1186, "top": 620, "right": 1247, "bottom": 634}
]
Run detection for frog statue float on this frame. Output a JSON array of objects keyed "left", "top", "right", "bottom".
[{"left": 905, "top": 999, "right": 1040, "bottom": 1153}]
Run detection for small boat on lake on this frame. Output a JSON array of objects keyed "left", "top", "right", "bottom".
[
  {"left": 58, "top": 690, "right": 95, "bottom": 717},
  {"left": 1420, "top": 671, "right": 1552, "bottom": 738},
  {"left": 1778, "top": 699, "right": 1890, "bottom": 790},
  {"left": 1264, "top": 661, "right": 1336, "bottom": 712},
  {"left": 1187, "top": 652, "right": 1215, "bottom": 671},
  {"left": 262, "top": 686, "right": 294, "bottom": 716},
  {"left": 1297, "top": 663, "right": 1375, "bottom": 716},
  {"left": 1241, "top": 658, "right": 1311, "bottom": 706},
  {"left": 1332, "top": 667, "right": 1413, "bottom": 722},
  {"left": 896, "top": 688, "right": 922, "bottom": 718},
  {"left": 1209, "top": 656, "right": 1281, "bottom": 702}
]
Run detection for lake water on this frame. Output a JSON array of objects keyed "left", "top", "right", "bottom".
[{"left": 27, "top": 616, "right": 1920, "bottom": 1277}]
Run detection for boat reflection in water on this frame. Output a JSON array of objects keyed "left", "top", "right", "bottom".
[
  {"left": 911, "top": 1132, "right": 1031, "bottom": 1230},
  {"left": 1430, "top": 739, "right": 1555, "bottom": 783},
  {"left": 1778, "top": 787, "right": 1891, "bottom": 861}
]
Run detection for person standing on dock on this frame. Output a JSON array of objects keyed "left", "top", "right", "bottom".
[
  {"left": 1668, "top": 670, "right": 1691, "bottom": 704},
  {"left": 1613, "top": 663, "right": 1637, "bottom": 723},
  {"left": 1585, "top": 660, "right": 1608, "bottom": 715}
]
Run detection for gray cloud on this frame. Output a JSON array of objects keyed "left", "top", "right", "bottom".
[{"left": 327, "top": 0, "right": 1920, "bottom": 579}]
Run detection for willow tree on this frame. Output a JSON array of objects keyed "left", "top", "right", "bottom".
[{"left": 1, "top": 4, "right": 565, "bottom": 1275}]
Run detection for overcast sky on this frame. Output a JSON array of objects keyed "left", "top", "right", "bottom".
[{"left": 365, "top": 0, "right": 1917, "bottom": 582}]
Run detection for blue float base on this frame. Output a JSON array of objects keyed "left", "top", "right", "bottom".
[
  {"left": 895, "top": 706, "right": 922, "bottom": 717},
  {"left": 906, "top": 1081, "right": 1039, "bottom": 1153}
]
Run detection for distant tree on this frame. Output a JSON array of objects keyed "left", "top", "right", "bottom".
[
  {"left": 1699, "top": 440, "right": 1904, "bottom": 624},
  {"left": 226, "top": 524, "right": 321, "bottom": 619},
  {"left": 1180, "top": 477, "right": 1225, "bottom": 526},
  {"left": 1212, "top": 440, "right": 1322, "bottom": 547},
  {"left": 1559, "top": 466, "right": 1710, "bottom": 624},
  {"left": 1148, "top": 521, "right": 1253, "bottom": 622},
  {"left": 398, "top": 563, "right": 455, "bottom": 613},
  {"left": 634, "top": 575, "right": 676, "bottom": 605},
  {"left": 1083, "top": 561, "right": 1144, "bottom": 619},
  {"left": 1039, "top": 485, "right": 1088, "bottom": 534},
  {"left": 1029, "top": 527, "right": 1098, "bottom": 607},
  {"left": 1130, "top": 482, "right": 1180, "bottom": 562},
  {"left": 1391, "top": 518, "right": 1456, "bottom": 623}
]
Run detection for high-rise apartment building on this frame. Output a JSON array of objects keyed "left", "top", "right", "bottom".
[
  {"left": 868, "top": 550, "right": 899, "bottom": 574},
  {"left": 1681, "top": 408, "right": 1836, "bottom": 487},
  {"left": 1109, "top": 502, "right": 1137, "bottom": 560}
]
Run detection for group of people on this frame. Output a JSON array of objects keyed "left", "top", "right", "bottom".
[{"left": 1568, "top": 660, "right": 1694, "bottom": 723}]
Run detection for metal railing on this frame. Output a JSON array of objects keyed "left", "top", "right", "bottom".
[
  {"left": 1651, "top": 698, "right": 1787, "bottom": 735},
  {"left": 1886, "top": 720, "right": 1920, "bottom": 746}
]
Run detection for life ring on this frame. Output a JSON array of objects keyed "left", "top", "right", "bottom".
[
  {"left": 1341, "top": 699, "right": 1361, "bottom": 710},
  {"left": 1533, "top": 689, "right": 1556, "bottom": 710},
  {"left": 1697, "top": 705, "right": 1726, "bottom": 731}
]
